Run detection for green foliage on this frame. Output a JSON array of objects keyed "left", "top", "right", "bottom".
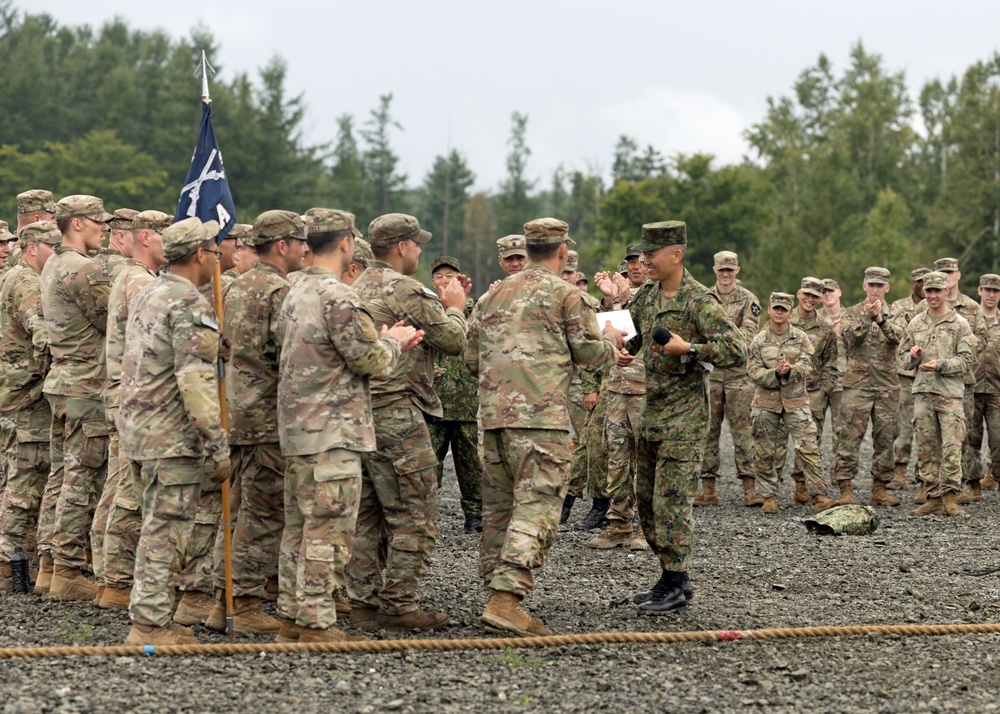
[{"left": 495, "top": 112, "right": 538, "bottom": 235}]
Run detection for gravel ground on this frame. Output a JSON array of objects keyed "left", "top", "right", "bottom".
[{"left": 3, "top": 423, "right": 1000, "bottom": 713}]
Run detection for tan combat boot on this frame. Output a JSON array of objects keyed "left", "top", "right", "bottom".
[
  {"left": 92, "top": 585, "right": 106, "bottom": 607},
  {"left": 263, "top": 576, "right": 278, "bottom": 602},
  {"left": 887, "top": 463, "right": 908, "bottom": 490},
  {"left": 34, "top": 554, "right": 54, "bottom": 596},
  {"left": 693, "top": 478, "right": 720, "bottom": 507},
  {"left": 49, "top": 565, "right": 98, "bottom": 602},
  {"left": 942, "top": 492, "right": 968, "bottom": 517},
  {"left": 793, "top": 480, "right": 811, "bottom": 504},
  {"left": 299, "top": 626, "right": 369, "bottom": 643},
  {"left": 982, "top": 474, "right": 999, "bottom": 490},
  {"left": 957, "top": 481, "right": 983, "bottom": 504},
  {"left": 173, "top": 591, "right": 215, "bottom": 626},
  {"left": 349, "top": 606, "right": 379, "bottom": 631},
  {"left": 630, "top": 525, "right": 650, "bottom": 551},
  {"left": 836, "top": 481, "right": 854, "bottom": 505},
  {"left": 0, "top": 562, "right": 11, "bottom": 591},
  {"left": 587, "top": 520, "right": 634, "bottom": 549},
  {"left": 125, "top": 622, "right": 199, "bottom": 646},
  {"left": 275, "top": 618, "right": 305, "bottom": 643},
  {"left": 480, "top": 590, "right": 553, "bottom": 637},
  {"left": 812, "top": 495, "right": 839, "bottom": 513},
  {"left": 97, "top": 585, "right": 132, "bottom": 611},
  {"left": 742, "top": 477, "right": 765, "bottom": 507},
  {"left": 334, "top": 590, "right": 352, "bottom": 617},
  {"left": 225, "top": 595, "right": 282, "bottom": 634},
  {"left": 760, "top": 496, "right": 778, "bottom": 514},
  {"left": 870, "top": 480, "right": 901, "bottom": 507},
  {"left": 914, "top": 482, "right": 930, "bottom": 504},
  {"left": 204, "top": 588, "right": 228, "bottom": 631},
  {"left": 909, "top": 497, "right": 943, "bottom": 517},
  {"left": 376, "top": 608, "right": 449, "bottom": 631}
]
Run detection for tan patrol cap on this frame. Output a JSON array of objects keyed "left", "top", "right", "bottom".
[
  {"left": 0, "top": 221, "right": 14, "bottom": 242},
  {"left": 714, "top": 251, "right": 739, "bottom": 268},
  {"left": 162, "top": 217, "right": 220, "bottom": 261},
  {"left": 352, "top": 237, "right": 373, "bottom": 268},
  {"left": 770, "top": 292, "right": 795, "bottom": 310},
  {"left": 523, "top": 217, "right": 575, "bottom": 245},
  {"left": 132, "top": 210, "right": 173, "bottom": 233},
  {"left": 304, "top": 207, "right": 361, "bottom": 237},
  {"left": 980, "top": 274, "right": 1000, "bottom": 290},
  {"left": 910, "top": 267, "right": 930, "bottom": 282},
  {"left": 226, "top": 224, "right": 253, "bottom": 243},
  {"left": 54, "top": 195, "right": 114, "bottom": 223},
  {"left": 922, "top": 271, "right": 948, "bottom": 290},
  {"left": 822, "top": 278, "right": 840, "bottom": 292},
  {"left": 368, "top": 213, "right": 431, "bottom": 248},
  {"left": 109, "top": 208, "right": 139, "bottom": 231},
  {"left": 249, "top": 210, "right": 306, "bottom": 247},
  {"left": 496, "top": 235, "right": 527, "bottom": 258},
  {"left": 864, "top": 267, "right": 890, "bottom": 285},
  {"left": 565, "top": 250, "right": 579, "bottom": 272},
  {"left": 800, "top": 276, "right": 824, "bottom": 298},
  {"left": 16, "top": 189, "right": 56, "bottom": 215},
  {"left": 934, "top": 257, "right": 959, "bottom": 273},
  {"left": 18, "top": 220, "right": 62, "bottom": 249}
]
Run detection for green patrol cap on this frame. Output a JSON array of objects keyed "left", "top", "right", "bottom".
[
  {"left": 910, "top": 267, "right": 930, "bottom": 282},
  {"left": 637, "top": 220, "right": 686, "bottom": 253},
  {"left": 368, "top": 213, "right": 431, "bottom": 247},
  {"left": 800, "top": 276, "right": 824, "bottom": 298},
  {"left": 864, "top": 266, "right": 890, "bottom": 285},
  {"left": 304, "top": 207, "right": 361, "bottom": 237},
  {"left": 249, "top": 210, "right": 306, "bottom": 246},
  {"left": 54, "top": 195, "right": 114, "bottom": 223},
  {"left": 132, "top": 210, "right": 173, "bottom": 233},
  {"left": 109, "top": 208, "right": 139, "bottom": 231},
  {"left": 922, "top": 271, "right": 948, "bottom": 290},
  {"left": 625, "top": 244, "right": 642, "bottom": 261},
  {"left": 16, "top": 189, "right": 56, "bottom": 215},
  {"left": 18, "top": 220, "right": 61, "bottom": 249},
  {"left": 616, "top": 259, "right": 628, "bottom": 276},
  {"left": 496, "top": 235, "right": 527, "bottom": 258},
  {"left": 980, "top": 274, "right": 1000, "bottom": 290},
  {"left": 770, "top": 292, "right": 795, "bottom": 310},
  {"left": 431, "top": 255, "right": 461, "bottom": 273},
  {"left": 934, "top": 257, "right": 959, "bottom": 273},
  {"left": 523, "top": 217, "right": 575, "bottom": 246},
  {"left": 162, "top": 217, "right": 220, "bottom": 261},
  {"left": 352, "top": 237, "right": 373, "bottom": 268}
]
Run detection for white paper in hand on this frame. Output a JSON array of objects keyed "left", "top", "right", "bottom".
[{"left": 597, "top": 311, "right": 636, "bottom": 343}]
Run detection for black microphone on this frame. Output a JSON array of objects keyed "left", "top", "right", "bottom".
[{"left": 652, "top": 327, "right": 672, "bottom": 345}]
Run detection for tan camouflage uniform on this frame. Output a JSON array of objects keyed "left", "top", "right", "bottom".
[
  {"left": 604, "top": 342, "right": 645, "bottom": 524},
  {"left": 890, "top": 283, "right": 928, "bottom": 478},
  {"left": 970, "top": 281, "right": 1000, "bottom": 484}
]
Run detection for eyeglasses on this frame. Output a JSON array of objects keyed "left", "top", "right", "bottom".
[{"left": 203, "top": 248, "right": 222, "bottom": 259}]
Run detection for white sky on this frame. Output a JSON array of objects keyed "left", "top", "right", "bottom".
[{"left": 21, "top": 0, "right": 1000, "bottom": 191}]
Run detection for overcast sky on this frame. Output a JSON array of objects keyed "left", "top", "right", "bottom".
[{"left": 22, "top": 1, "right": 1000, "bottom": 191}]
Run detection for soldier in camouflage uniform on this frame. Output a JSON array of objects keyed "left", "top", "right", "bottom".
[
  {"left": 748, "top": 293, "right": 837, "bottom": 514},
  {"left": 832, "top": 267, "right": 904, "bottom": 508},
  {"left": 888, "top": 268, "right": 929, "bottom": 489},
  {"left": 626, "top": 221, "right": 745, "bottom": 613},
  {"left": 466, "top": 217, "right": 620, "bottom": 636},
  {"left": 427, "top": 256, "right": 483, "bottom": 533},
  {"left": 97, "top": 211, "right": 171, "bottom": 610},
  {"left": 201, "top": 210, "right": 308, "bottom": 635},
  {"left": 901, "top": 271, "right": 975, "bottom": 517},
  {"left": 274, "top": 208, "right": 420, "bottom": 644},
  {"left": 970, "top": 274, "right": 1000, "bottom": 492},
  {"left": 120, "top": 217, "right": 230, "bottom": 646},
  {"left": 345, "top": 213, "right": 468, "bottom": 632},
  {"left": 697, "top": 251, "right": 762, "bottom": 507},
  {"left": 0, "top": 223, "right": 12, "bottom": 281},
  {"left": 820, "top": 278, "right": 845, "bottom": 461},
  {"left": 0, "top": 222, "right": 59, "bottom": 590},
  {"left": 39, "top": 196, "right": 113, "bottom": 602},
  {"left": 11, "top": 190, "right": 58, "bottom": 272},
  {"left": 341, "top": 236, "right": 373, "bottom": 286},
  {"left": 217, "top": 222, "right": 249, "bottom": 293},
  {"left": 93, "top": 209, "right": 137, "bottom": 280}
]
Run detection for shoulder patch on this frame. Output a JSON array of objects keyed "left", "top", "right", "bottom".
[
  {"left": 421, "top": 285, "right": 438, "bottom": 298},
  {"left": 751, "top": 302, "right": 761, "bottom": 317},
  {"left": 196, "top": 313, "right": 220, "bottom": 332}
]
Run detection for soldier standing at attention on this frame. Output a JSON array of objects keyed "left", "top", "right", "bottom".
[
  {"left": 346, "top": 213, "right": 468, "bottom": 632},
  {"left": 820, "top": 278, "right": 846, "bottom": 464},
  {"left": 428, "top": 256, "right": 483, "bottom": 533},
  {"left": 217, "top": 222, "right": 250, "bottom": 293},
  {"left": 340, "top": 237, "right": 373, "bottom": 286},
  {"left": 466, "top": 217, "right": 621, "bottom": 636},
  {"left": 119, "top": 217, "right": 230, "bottom": 645},
  {"left": 970, "top": 274, "right": 1000, "bottom": 491},
  {"left": 901, "top": 271, "right": 974, "bottom": 517},
  {"left": 40, "top": 195, "right": 113, "bottom": 601},
  {"left": 94, "top": 209, "right": 138, "bottom": 280},
  {"left": 888, "top": 268, "right": 930, "bottom": 490},
  {"left": 696, "top": 251, "right": 762, "bottom": 508},
  {"left": 626, "top": 221, "right": 744, "bottom": 613},
  {"left": 11, "top": 190, "right": 58, "bottom": 271}
]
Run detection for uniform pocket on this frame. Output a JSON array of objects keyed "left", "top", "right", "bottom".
[{"left": 80, "top": 420, "right": 109, "bottom": 469}]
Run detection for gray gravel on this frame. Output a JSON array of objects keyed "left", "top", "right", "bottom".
[{"left": 3, "top": 424, "right": 1000, "bottom": 713}]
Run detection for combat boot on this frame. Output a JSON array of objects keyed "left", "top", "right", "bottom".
[
  {"left": 636, "top": 571, "right": 690, "bottom": 614},
  {"left": 576, "top": 498, "right": 611, "bottom": 530},
  {"left": 97, "top": 585, "right": 132, "bottom": 611},
  {"left": 376, "top": 608, "right": 449, "bottom": 631},
  {"left": 480, "top": 590, "right": 553, "bottom": 636},
  {"left": 914, "top": 482, "right": 930, "bottom": 504},
  {"left": 836, "top": 481, "right": 854, "bottom": 505},
  {"left": 870, "top": 480, "right": 901, "bottom": 507},
  {"left": 263, "top": 576, "right": 278, "bottom": 602},
  {"left": 956, "top": 481, "right": 983, "bottom": 504},
  {"left": 587, "top": 520, "right": 634, "bottom": 549},
  {"left": 464, "top": 514, "right": 483, "bottom": 533},
  {"left": 173, "top": 591, "right": 215, "bottom": 626},
  {"left": 225, "top": 595, "right": 282, "bottom": 634},
  {"left": 349, "top": 606, "right": 379, "bottom": 631},
  {"left": 34, "top": 554, "right": 54, "bottom": 595},
  {"left": 760, "top": 496, "right": 778, "bottom": 514},
  {"left": 125, "top": 623, "right": 199, "bottom": 646},
  {"left": 335, "top": 590, "right": 352, "bottom": 616},
  {"left": 693, "top": 478, "right": 719, "bottom": 507},
  {"left": 559, "top": 495, "right": 577, "bottom": 525},
  {"left": 634, "top": 574, "right": 694, "bottom": 605},
  {"left": 299, "top": 625, "right": 370, "bottom": 643},
  {"left": 982, "top": 474, "right": 999, "bottom": 490},
  {"left": 0, "top": 562, "right": 10, "bottom": 591},
  {"left": 887, "top": 463, "right": 908, "bottom": 491},
  {"left": 942, "top": 492, "right": 968, "bottom": 517},
  {"left": 49, "top": 565, "right": 98, "bottom": 602},
  {"left": 812, "top": 495, "right": 839, "bottom": 513},
  {"left": 909, "top": 497, "right": 944, "bottom": 517},
  {"left": 204, "top": 589, "right": 229, "bottom": 631},
  {"left": 92, "top": 585, "right": 105, "bottom": 607},
  {"left": 741, "top": 477, "right": 764, "bottom": 507},
  {"left": 275, "top": 618, "right": 305, "bottom": 643},
  {"left": 793, "top": 480, "right": 811, "bottom": 504},
  {"left": 630, "top": 525, "right": 650, "bottom": 551}
]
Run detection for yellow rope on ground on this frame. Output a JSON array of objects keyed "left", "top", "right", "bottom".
[{"left": 1, "top": 622, "right": 999, "bottom": 658}]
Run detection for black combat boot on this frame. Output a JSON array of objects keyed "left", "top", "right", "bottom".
[
  {"left": 576, "top": 498, "right": 611, "bottom": 530},
  {"left": 560, "top": 495, "right": 577, "bottom": 525},
  {"left": 634, "top": 571, "right": 692, "bottom": 613},
  {"left": 464, "top": 514, "right": 483, "bottom": 534}
]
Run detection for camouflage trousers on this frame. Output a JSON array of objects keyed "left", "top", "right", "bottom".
[
  {"left": 567, "top": 379, "right": 588, "bottom": 441},
  {"left": 0, "top": 417, "right": 12, "bottom": 496},
  {"left": 605, "top": 392, "right": 643, "bottom": 522},
  {"left": 893, "top": 375, "right": 916, "bottom": 470},
  {"left": 833, "top": 388, "right": 898, "bottom": 484},
  {"left": 90, "top": 413, "right": 122, "bottom": 584},
  {"left": 0, "top": 398, "right": 50, "bottom": 561},
  {"left": 964, "top": 392, "right": 1000, "bottom": 483},
  {"left": 212, "top": 443, "right": 283, "bottom": 598},
  {"left": 635, "top": 436, "right": 699, "bottom": 572},
  {"left": 913, "top": 393, "right": 965, "bottom": 498},
  {"left": 278, "top": 449, "right": 362, "bottom": 629},
  {"left": 428, "top": 419, "right": 483, "bottom": 517},
  {"left": 181, "top": 479, "right": 221, "bottom": 594},
  {"left": 346, "top": 402, "right": 439, "bottom": 616},
  {"left": 130, "top": 456, "right": 206, "bottom": 627},
  {"left": 752, "top": 407, "right": 826, "bottom": 499},
  {"left": 701, "top": 374, "right": 754, "bottom": 480},
  {"left": 480, "top": 428, "right": 571, "bottom": 597},
  {"left": 44, "top": 395, "right": 109, "bottom": 569},
  {"left": 774, "top": 389, "right": 829, "bottom": 484},
  {"left": 960, "top": 387, "right": 976, "bottom": 483},
  {"left": 567, "top": 390, "right": 609, "bottom": 499},
  {"left": 103, "top": 456, "right": 142, "bottom": 589}
]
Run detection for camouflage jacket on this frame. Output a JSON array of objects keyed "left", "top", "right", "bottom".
[
  {"left": 898, "top": 309, "right": 974, "bottom": 399},
  {"left": 627, "top": 269, "right": 746, "bottom": 456},
  {"left": 120, "top": 273, "right": 227, "bottom": 462},
  {"left": 276, "top": 266, "right": 402, "bottom": 456},
  {"left": 0, "top": 263, "right": 51, "bottom": 413},
  {"left": 465, "top": 262, "right": 616, "bottom": 431},
  {"left": 433, "top": 297, "right": 478, "bottom": 422},
  {"left": 974, "top": 310, "right": 1000, "bottom": 395},
  {"left": 748, "top": 324, "right": 814, "bottom": 413},
  {"left": 104, "top": 260, "right": 157, "bottom": 407},
  {"left": 354, "top": 260, "right": 467, "bottom": 418},
  {"left": 788, "top": 310, "right": 837, "bottom": 395},
  {"left": 606, "top": 300, "right": 645, "bottom": 395},
  {"left": 840, "top": 299, "right": 904, "bottom": 391},
  {"left": 40, "top": 245, "right": 111, "bottom": 399},
  {"left": 707, "top": 284, "right": 760, "bottom": 382},
  {"left": 890, "top": 295, "right": 925, "bottom": 377},
  {"left": 918, "top": 292, "right": 988, "bottom": 387},
  {"left": 224, "top": 261, "right": 290, "bottom": 445},
  {"left": 93, "top": 248, "right": 131, "bottom": 283}
]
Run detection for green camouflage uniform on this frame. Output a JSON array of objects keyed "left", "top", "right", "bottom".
[
  {"left": 890, "top": 294, "right": 926, "bottom": 474},
  {"left": 970, "top": 307, "right": 1000, "bottom": 482},
  {"left": 276, "top": 261, "right": 401, "bottom": 629}
]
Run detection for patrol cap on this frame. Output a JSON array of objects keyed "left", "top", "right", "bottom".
[
  {"left": 304, "top": 207, "right": 361, "bottom": 237},
  {"left": 714, "top": 251, "right": 739, "bottom": 268},
  {"left": 54, "top": 195, "right": 114, "bottom": 223},
  {"left": 249, "top": 210, "right": 306, "bottom": 246},
  {"left": 770, "top": 292, "right": 795, "bottom": 310},
  {"left": 132, "top": 210, "right": 173, "bottom": 233},
  {"left": 637, "top": 221, "right": 686, "bottom": 253},
  {"left": 616, "top": 259, "right": 628, "bottom": 276},
  {"left": 0, "top": 221, "right": 14, "bottom": 242},
  {"left": 910, "top": 267, "right": 930, "bottom": 282},
  {"left": 800, "top": 276, "right": 824, "bottom": 298},
  {"left": 16, "top": 189, "right": 56, "bottom": 215},
  {"left": 934, "top": 257, "right": 959, "bottom": 273},
  {"left": 18, "top": 220, "right": 61, "bottom": 249},
  {"left": 109, "top": 208, "right": 139, "bottom": 231},
  {"left": 922, "top": 271, "right": 948, "bottom": 291},
  {"left": 822, "top": 278, "right": 840, "bottom": 292},
  {"left": 864, "top": 266, "right": 890, "bottom": 285},
  {"left": 368, "top": 213, "right": 431, "bottom": 247},
  {"left": 625, "top": 244, "right": 642, "bottom": 261},
  {"left": 496, "top": 235, "right": 527, "bottom": 258},
  {"left": 431, "top": 255, "right": 461, "bottom": 273},
  {"left": 980, "top": 274, "right": 1000, "bottom": 290},
  {"left": 523, "top": 217, "right": 575, "bottom": 245},
  {"left": 226, "top": 223, "right": 253, "bottom": 242},
  {"left": 565, "top": 250, "right": 579, "bottom": 272},
  {"left": 352, "top": 237, "right": 373, "bottom": 268},
  {"left": 162, "top": 217, "right": 220, "bottom": 261}
]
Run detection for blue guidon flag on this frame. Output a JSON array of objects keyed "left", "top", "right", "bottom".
[{"left": 175, "top": 102, "right": 237, "bottom": 241}]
